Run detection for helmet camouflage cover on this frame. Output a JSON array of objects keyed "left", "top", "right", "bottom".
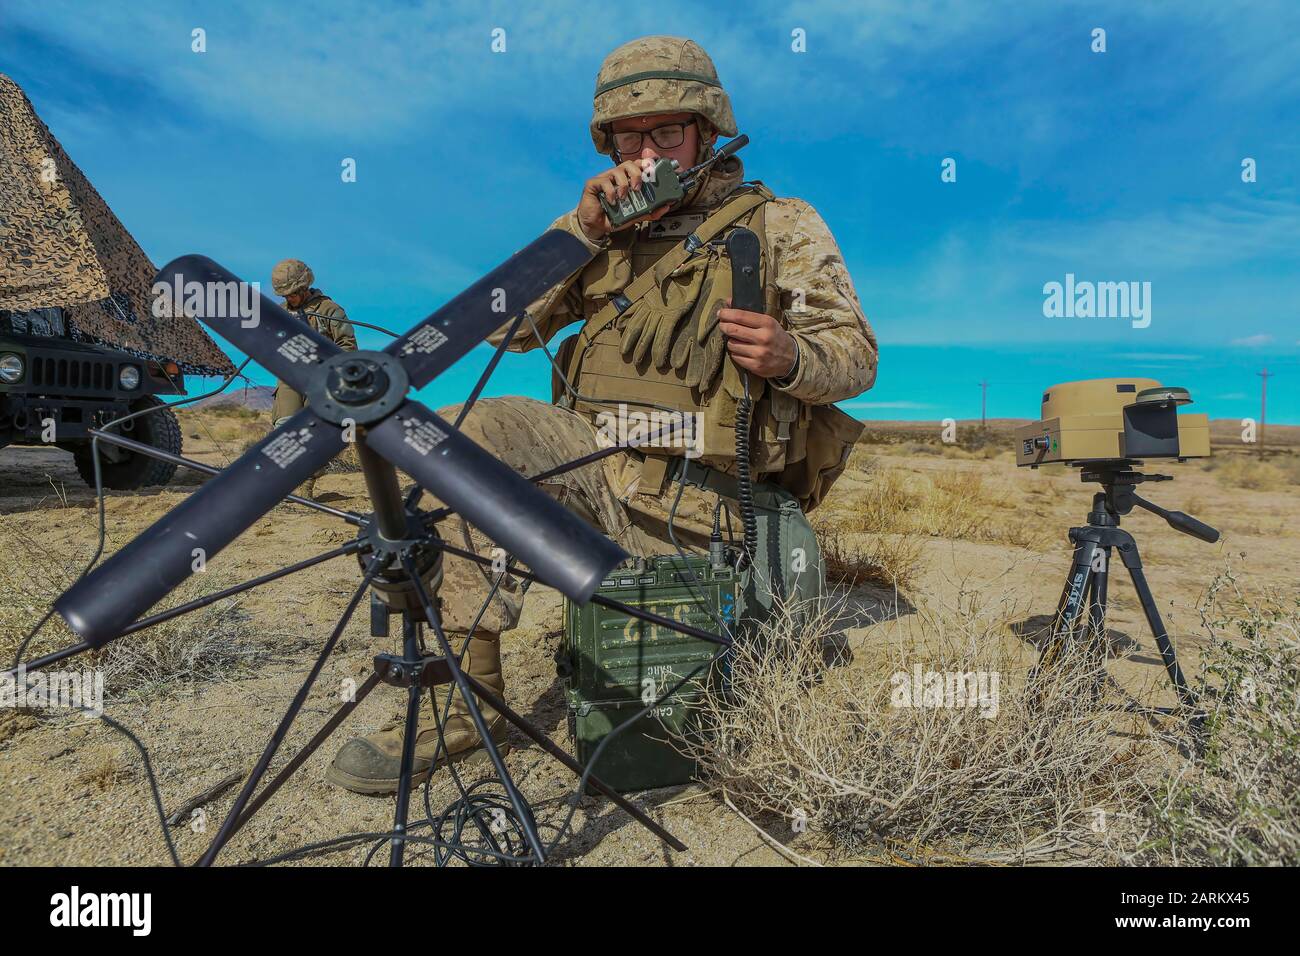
[
  {"left": 590, "top": 36, "right": 737, "bottom": 155},
  {"left": 271, "top": 258, "right": 314, "bottom": 296}
]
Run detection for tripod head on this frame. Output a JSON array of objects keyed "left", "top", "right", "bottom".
[{"left": 1077, "top": 462, "right": 1219, "bottom": 543}]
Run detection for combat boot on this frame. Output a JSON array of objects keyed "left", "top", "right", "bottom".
[{"left": 326, "top": 635, "right": 508, "bottom": 794}]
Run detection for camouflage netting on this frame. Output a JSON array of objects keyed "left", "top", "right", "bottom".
[{"left": 0, "top": 74, "right": 234, "bottom": 376}]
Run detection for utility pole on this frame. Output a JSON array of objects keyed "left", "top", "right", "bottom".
[
  {"left": 978, "top": 380, "right": 988, "bottom": 432},
  {"left": 1258, "top": 367, "right": 1271, "bottom": 454}
]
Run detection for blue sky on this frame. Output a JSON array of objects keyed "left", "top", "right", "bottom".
[{"left": 3, "top": 1, "right": 1297, "bottom": 423}]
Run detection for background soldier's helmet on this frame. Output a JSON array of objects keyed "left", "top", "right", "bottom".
[
  {"left": 271, "top": 258, "right": 314, "bottom": 296},
  {"left": 589, "top": 36, "right": 737, "bottom": 156}
]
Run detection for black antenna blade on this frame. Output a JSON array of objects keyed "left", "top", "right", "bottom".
[
  {"left": 681, "top": 134, "right": 750, "bottom": 181},
  {"left": 384, "top": 230, "right": 592, "bottom": 389},
  {"left": 55, "top": 410, "right": 345, "bottom": 647},
  {"left": 364, "top": 401, "right": 625, "bottom": 602},
  {"left": 156, "top": 255, "right": 341, "bottom": 393}
]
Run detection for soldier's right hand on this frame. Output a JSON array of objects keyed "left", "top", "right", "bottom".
[{"left": 577, "top": 159, "right": 670, "bottom": 241}]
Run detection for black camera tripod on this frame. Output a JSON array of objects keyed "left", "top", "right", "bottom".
[{"left": 1042, "top": 463, "right": 1219, "bottom": 720}]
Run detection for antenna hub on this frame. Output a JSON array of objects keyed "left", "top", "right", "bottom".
[{"left": 307, "top": 350, "right": 409, "bottom": 426}]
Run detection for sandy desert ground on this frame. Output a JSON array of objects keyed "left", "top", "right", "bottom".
[{"left": 1, "top": 407, "right": 1297, "bottom": 866}]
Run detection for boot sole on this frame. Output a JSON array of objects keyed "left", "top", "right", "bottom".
[{"left": 325, "top": 741, "right": 512, "bottom": 796}]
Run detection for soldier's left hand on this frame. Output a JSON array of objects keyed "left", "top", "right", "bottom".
[{"left": 717, "top": 303, "right": 797, "bottom": 379}]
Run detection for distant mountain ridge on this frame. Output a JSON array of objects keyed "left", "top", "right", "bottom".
[{"left": 188, "top": 384, "right": 274, "bottom": 411}]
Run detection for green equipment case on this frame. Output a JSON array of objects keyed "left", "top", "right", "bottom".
[{"left": 560, "top": 554, "right": 735, "bottom": 792}]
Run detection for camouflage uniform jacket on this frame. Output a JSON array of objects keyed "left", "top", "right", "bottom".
[
  {"left": 293, "top": 289, "right": 356, "bottom": 351},
  {"left": 271, "top": 289, "right": 355, "bottom": 422},
  {"left": 491, "top": 158, "right": 878, "bottom": 408}
]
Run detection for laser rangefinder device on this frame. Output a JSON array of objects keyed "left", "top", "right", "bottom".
[{"left": 1016, "top": 377, "right": 1210, "bottom": 467}]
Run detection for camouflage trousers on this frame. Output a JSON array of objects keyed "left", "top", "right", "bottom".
[
  {"left": 424, "top": 395, "right": 825, "bottom": 690},
  {"left": 271, "top": 381, "right": 306, "bottom": 427},
  {"left": 429, "top": 395, "right": 726, "bottom": 647}
]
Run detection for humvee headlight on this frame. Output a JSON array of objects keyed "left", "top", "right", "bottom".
[
  {"left": 0, "top": 353, "right": 23, "bottom": 384},
  {"left": 118, "top": 365, "right": 141, "bottom": 390}
]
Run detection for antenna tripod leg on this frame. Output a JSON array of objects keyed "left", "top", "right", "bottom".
[
  {"left": 401, "top": 553, "right": 547, "bottom": 864},
  {"left": 389, "top": 610, "right": 424, "bottom": 866}
]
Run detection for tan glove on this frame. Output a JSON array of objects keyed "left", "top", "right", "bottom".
[
  {"left": 683, "top": 309, "right": 726, "bottom": 391},
  {"left": 670, "top": 288, "right": 727, "bottom": 392},
  {"left": 619, "top": 261, "right": 708, "bottom": 367},
  {"left": 619, "top": 306, "right": 653, "bottom": 361}
]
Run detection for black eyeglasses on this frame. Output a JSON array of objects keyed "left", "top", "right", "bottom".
[{"left": 610, "top": 121, "right": 691, "bottom": 154}]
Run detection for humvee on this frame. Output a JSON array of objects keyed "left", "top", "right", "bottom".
[{"left": 0, "top": 304, "right": 183, "bottom": 489}]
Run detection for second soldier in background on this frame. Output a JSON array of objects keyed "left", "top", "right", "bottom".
[{"left": 268, "top": 257, "right": 356, "bottom": 426}]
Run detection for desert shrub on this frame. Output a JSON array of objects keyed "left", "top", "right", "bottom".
[
  {"left": 322, "top": 442, "right": 363, "bottom": 474},
  {"left": 1271, "top": 453, "right": 1300, "bottom": 486},
  {"left": 845, "top": 442, "right": 878, "bottom": 475},
  {"left": 817, "top": 526, "right": 924, "bottom": 592},
  {"left": 842, "top": 467, "right": 921, "bottom": 536},
  {"left": 832, "top": 465, "right": 1054, "bottom": 550},
  {"left": 1204, "top": 456, "right": 1287, "bottom": 491},
  {"left": 689, "top": 597, "right": 1148, "bottom": 864},
  {"left": 0, "top": 525, "right": 265, "bottom": 701},
  {"left": 1119, "top": 569, "right": 1300, "bottom": 865}
]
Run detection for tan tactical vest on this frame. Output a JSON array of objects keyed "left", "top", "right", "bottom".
[{"left": 557, "top": 183, "right": 826, "bottom": 496}]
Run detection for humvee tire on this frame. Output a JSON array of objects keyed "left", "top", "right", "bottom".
[{"left": 73, "top": 395, "right": 183, "bottom": 490}]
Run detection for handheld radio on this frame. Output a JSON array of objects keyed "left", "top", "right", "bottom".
[{"left": 599, "top": 135, "right": 750, "bottom": 229}]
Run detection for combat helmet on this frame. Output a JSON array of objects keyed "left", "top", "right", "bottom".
[
  {"left": 271, "top": 258, "right": 314, "bottom": 297},
  {"left": 589, "top": 36, "right": 737, "bottom": 156}
]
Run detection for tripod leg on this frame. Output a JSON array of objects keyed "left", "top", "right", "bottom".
[
  {"left": 233, "top": 670, "right": 383, "bottom": 834},
  {"left": 1086, "top": 546, "right": 1110, "bottom": 646},
  {"left": 1081, "top": 546, "right": 1111, "bottom": 701},
  {"left": 1119, "top": 547, "right": 1198, "bottom": 713},
  {"left": 389, "top": 612, "right": 423, "bottom": 867},
  {"left": 198, "top": 562, "right": 379, "bottom": 866},
  {"left": 1043, "top": 534, "right": 1099, "bottom": 667},
  {"left": 401, "top": 553, "right": 548, "bottom": 864}
]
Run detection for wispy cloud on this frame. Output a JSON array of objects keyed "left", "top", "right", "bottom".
[
  {"left": 15, "top": 0, "right": 1299, "bottom": 150},
  {"left": 1230, "top": 334, "right": 1273, "bottom": 347},
  {"left": 7, "top": 2, "right": 599, "bottom": 139},
  {"left": 1002, "top": 198, "right": 1300, "bottom": 272}
]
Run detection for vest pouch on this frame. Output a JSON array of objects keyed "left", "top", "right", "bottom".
[
  {"left": 774, "top": 403, "right": 865, "bottom": 513},
  {"left": 753, "top": 387, "right": 804, "bottom": 471},
  {"left": 580, "top": 248, "right": 633, "bottom": 313}
]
